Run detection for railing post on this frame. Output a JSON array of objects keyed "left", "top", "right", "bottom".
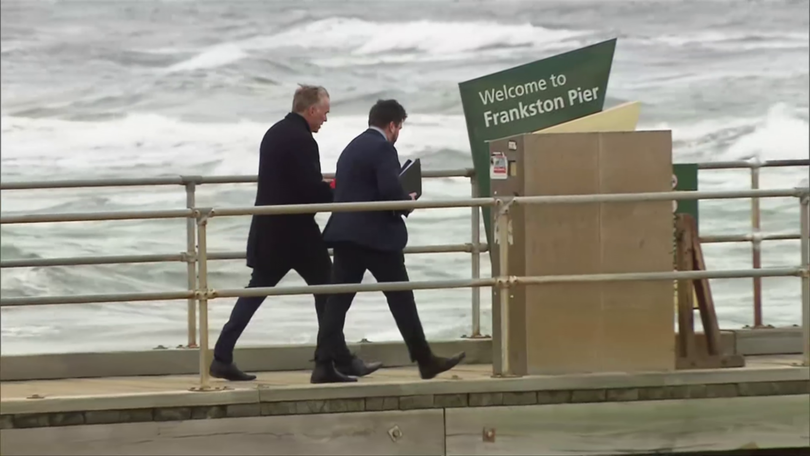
[
  {"left": 750, "top": 163, "right": 764, "bottom": 327},
  {"left": 185, "top": 182, "right": 198, "bottom": 348},
  {"left": 800, "top": 192, "right": 809, "bottom": 367},
  {"left": 495, "top": 198, "right": 513, "bottom": 376},
  {"left": 470, "top": 174, "right": 482, "bottom": 338},
  {"left": 196, "top": 211, "right": 211, "bottom": 389}
]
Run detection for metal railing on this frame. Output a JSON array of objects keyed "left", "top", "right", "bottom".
[
  {"left": 1, "top": 185, "right": 808, "bottom": 384},
  {"left": 2, "top": 160, "right": 807, "bottom": 334},
  {"left": 1, "top": 160, "right": 808, "bottom": 379}
]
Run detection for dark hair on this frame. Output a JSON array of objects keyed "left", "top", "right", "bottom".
[{"left": 368, "top": 99, "right": 407, "bottom": 129}]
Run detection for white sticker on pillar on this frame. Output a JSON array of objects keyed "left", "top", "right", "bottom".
[
  {"left": 490, "top": 151, "right": 507, "bottom": 180},
  {"left": 507, "top": 140, "right": 517, "bottom": 151},
  {"left": 671, "top": 173, "right": 678, "bottom": 212}
]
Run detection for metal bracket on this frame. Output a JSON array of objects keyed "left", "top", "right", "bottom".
[
  {"left": 494, "top": 197, "right": 515, "bottom": 216},
  {"left": 461, "top": 334, "right": 491, "bottom": 339},
  {"left": 387, "top": 425, "right": 403, "bottom": 442},
  {"left": 180, "top": 251, "right": 198, "bottom": 263},
  {"left": 490, "top": 372, "right": 520, "bottom": 379},
  {"left": 192, "top": 289, "right": 219, "bottom": 300},
  {"left": 188, "top": 385, "right": 231, "bottom": 392},
  {"left": 180, "top": 175, "right": 203, "bottom": 186},
  {"left": 795, "top": 185, "right": 810, "bottom": 202},
  {"left": 196, "top": 207, "right": 215, "bottom": 224}
]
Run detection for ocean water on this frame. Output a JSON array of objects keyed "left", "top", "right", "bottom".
[{"left": 1, "top": 0, "right": 808, "bottom": 356}]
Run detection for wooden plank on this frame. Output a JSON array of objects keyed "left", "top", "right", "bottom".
[
  {"left": 445, "top": 395, "right": 810, "bottom": 455},
  {"left": 688, "top": 214, "right": 722, "bottom": 355},
  {"left": 0, "top": 409, "right": 445, "bottom": 456},
  {"left": 676, "top": 215, "right": 696, "bottom": 361}
]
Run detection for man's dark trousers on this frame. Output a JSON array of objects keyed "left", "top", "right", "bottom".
[
  {"left": 214, "top": 241, "right": 353, "bottom": 365},
  {"left": 315, "top": 242, "right": 431, "bottom": 364}
]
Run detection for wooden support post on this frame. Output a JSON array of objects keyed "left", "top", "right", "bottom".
[
  {"left": 675, "top": 215, "right": 696, "bottom": 360},
  {"left": 688, "top": 215, "right": 723, "bottom": 356},
  {"left": 675, "top": 214, "right": 745, "bottom": 370}
]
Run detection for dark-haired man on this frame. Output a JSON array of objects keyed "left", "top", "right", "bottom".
[
  {"left": 310, "top": 99, "right": 466, "bottom": 384},
  {"left": 210, "top": 85, "right": 380, "bottom": 382}
]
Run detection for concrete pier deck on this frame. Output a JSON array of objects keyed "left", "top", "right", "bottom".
[{"left": 1, "top": 354, "right": 808, "bottom": 455}]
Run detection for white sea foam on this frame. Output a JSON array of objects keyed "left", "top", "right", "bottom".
[{"left": 163, "top": 18, "right": 588, "bottom": 72}]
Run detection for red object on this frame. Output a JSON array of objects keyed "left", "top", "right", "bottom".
[{"left": 329, "top": 179, "right": 336, "bottom": 189}]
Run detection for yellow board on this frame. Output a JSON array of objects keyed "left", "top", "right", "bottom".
[{"left": 533, "top": 101, "right": 641, "bottom": 134}]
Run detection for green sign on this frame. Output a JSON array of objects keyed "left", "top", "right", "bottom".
[
  {"left": 673, "top": 163, "right": 699, "bottom": 228},
  {"left": 459, "top": 39, "right": 617, "bottom": 245}
]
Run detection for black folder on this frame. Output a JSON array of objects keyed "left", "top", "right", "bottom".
[{"left": 399, "top": 158, "right": 422, "bottom": 199}]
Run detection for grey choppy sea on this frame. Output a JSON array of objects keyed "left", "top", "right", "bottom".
[{"left": 1, "top": 0, "right": 808, "bottom": 355}]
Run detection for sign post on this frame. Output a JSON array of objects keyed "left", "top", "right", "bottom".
[
  {"left": 459, "top": 39, "right": 617, "bottom": 249},
  {"left": 673, "top": 163, "right": 699, "bottom": 226}
]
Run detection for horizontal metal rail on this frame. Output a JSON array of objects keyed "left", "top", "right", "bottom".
[
  {"left": 214, "top": 267, "right": 807, "bottom": 298},
  {"left": 697, "top": 159, "right": 808, "bottom": 170},
  {"left": 0, "top": 169, "right": 475, "bottom": 191},
  {"left": 1, "top": 159, "right": 806, "bottom": 191},
  {"left": 2, "top": 233, "right": 801, "bottom": 269},
  {"left": 700, "top": 233, "right": 800, "bottom": 244},
  {"left": 1, "top": 267, "right": 804, "bottom": 308},
  {"left": 0, "top": 253, "right": 189, "bottom": 268},
  {"left": 0, "top": 243, "right": 489, "bottom": 268},
  {"left": 0, "top": 209, "right": 193, "bottom": 225},
  {"left": 209, "top": 188, "right": 810, "bottom": 218},
  {"left": 2, "top": 189, "right": 806, "bottom": 225},
  {"left": 0, "top": 290, "right": 195, "bottom": 307}
]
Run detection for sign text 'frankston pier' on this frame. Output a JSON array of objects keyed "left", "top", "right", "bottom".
[{"left": 459, "top": 38, "right": 617, "bottom": 244}]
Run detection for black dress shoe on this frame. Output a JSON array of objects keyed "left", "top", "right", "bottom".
[
  {"left": 336, "top": 356, "right": 383, "bottom": 378},
  {"left": 311, "top": 361, "right": 358, "bottom": 384},
  {"left": 209, "top": 359, "right": 257, "bottom": 381},
  {"left": 418, "top": 352, "right": 466, "bottom": 380}
]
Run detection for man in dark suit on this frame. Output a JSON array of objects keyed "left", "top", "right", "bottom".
[
  {"left": 210, "top": 85, "right": 381, "bottom": 381},
  {"left": 310, "top": 99, "right": 465, "bottom": 384}
]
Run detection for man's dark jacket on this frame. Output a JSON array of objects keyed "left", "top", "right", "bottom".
[
  {"left": 246, "top": 113, "right": 333, "bottom": 269},
  {"left": 322, "top": 128, "right": 412, "bottom": 252}
]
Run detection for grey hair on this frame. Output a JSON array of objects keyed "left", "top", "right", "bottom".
[{"left": 292, "top": 84, "right": 329, "bottom": 113}]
